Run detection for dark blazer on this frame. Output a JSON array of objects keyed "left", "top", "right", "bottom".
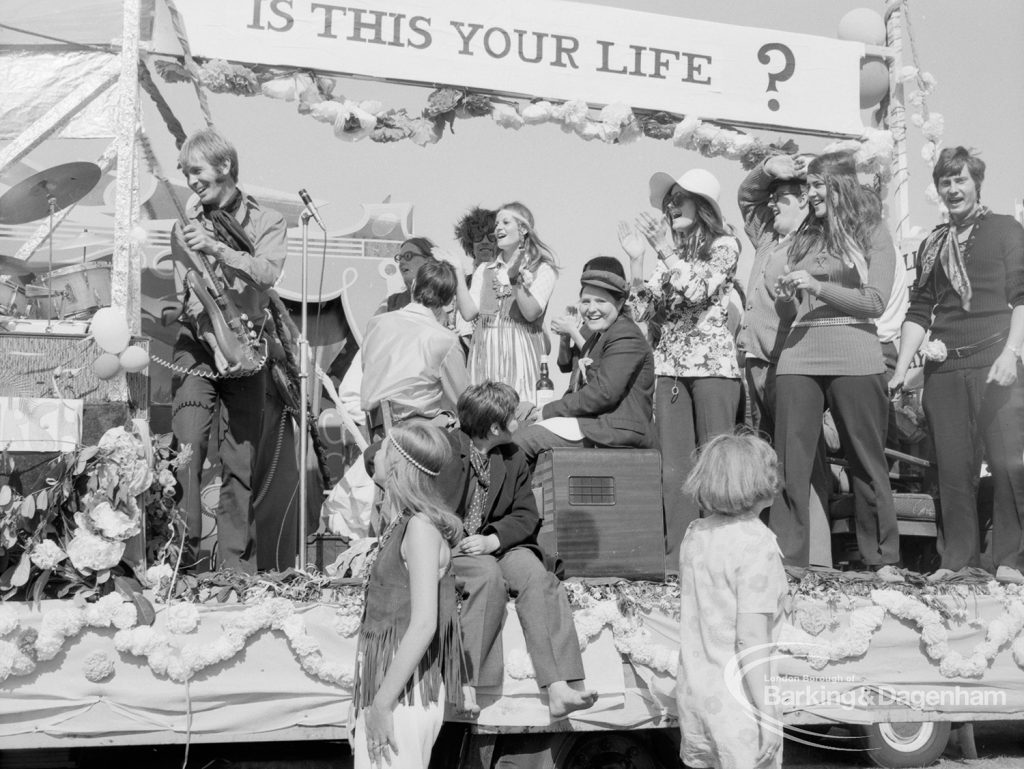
[
  {"left": 436, "top": 429, "right": 542, "bottom": 558},
  {"left": 541, "top": 313, "right": 655, "bottom": 448}
]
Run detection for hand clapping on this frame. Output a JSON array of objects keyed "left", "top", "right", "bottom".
[
  {"left": 617, "top": 221, "right": 646, "bottom": 261},
  {"left": 634, "top": 212, "right": 675, "bottom": 258}
]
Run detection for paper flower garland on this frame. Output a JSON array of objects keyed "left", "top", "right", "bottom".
[{"left": 155, "top": 58, "right": 903, "bottom": 167}]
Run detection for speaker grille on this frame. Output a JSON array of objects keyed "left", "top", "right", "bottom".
[{"left": 568, "top": 475, "right": 615, "bottom": 505}]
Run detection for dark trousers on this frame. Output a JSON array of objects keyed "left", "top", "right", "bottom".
[
  {"left": 745, "top": 359, "right": 833, "bottom": 567},
  {"left": 773, "top": 373, "right": 899, "bottom": 568},
  {"left": 659, "top": 376, "right": 742, "bottom": 564},
  {"left": 881, "top": 341, "right": 902, "bottom": 452},
  {"left": 745, "top": 358, "right": 776, "bottom": 441},
  {"left": 923, "top": 366, "right": 1024, "bottom": 571},
  {"left": 171, "top": 329, "right": 268, "bottom": 573},
  {"left": 452, "top": 548, "right": 585, "bottom": 689}
]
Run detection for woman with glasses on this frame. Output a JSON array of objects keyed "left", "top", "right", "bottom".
[
  {"left": 443, "top": 202, "right": 558, "bottom": 403},
  {"left": 618, "top": 169, "right": 742, "bottom": 564},
  {"left": 378, "top": 237, "right": 436, "bottom": 315}
]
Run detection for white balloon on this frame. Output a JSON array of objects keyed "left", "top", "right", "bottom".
[
  {"left": 119, "top": 345, "right": 150, "bottom": 373},
  {"left": 91, "top": 307, "right": 131, "bottom": 354}
]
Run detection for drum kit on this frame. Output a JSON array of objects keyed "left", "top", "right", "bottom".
[{"left": 0, "top": 162, "right": 112, "bottom": 321}]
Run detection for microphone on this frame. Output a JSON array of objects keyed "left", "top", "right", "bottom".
[{"left": 298, "top": 188, "right": 327, "bottom": 231}]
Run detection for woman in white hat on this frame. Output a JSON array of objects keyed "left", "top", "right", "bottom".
[{"left": 619, "top": 168, "right": 742, "bottom": 564}]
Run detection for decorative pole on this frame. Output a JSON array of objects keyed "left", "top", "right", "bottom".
[
  {"left": 112, "top": 0, "right": 142, "bottom": 336},
  {"left": 884, "top": 0, "right": 911, "bottom": 252}
]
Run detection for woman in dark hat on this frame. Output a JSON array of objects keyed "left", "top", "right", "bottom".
[{"left": 513, "top": 256, "right": 655, "bottom": 462}]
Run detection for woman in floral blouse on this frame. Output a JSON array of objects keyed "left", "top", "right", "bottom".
[{"left": 620, "top": 168, "right": 742, "bottom": 563}]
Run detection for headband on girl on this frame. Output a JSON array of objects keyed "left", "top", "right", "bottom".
[{"left": 389, "top": 434, "right": 440, "bottom": 476}]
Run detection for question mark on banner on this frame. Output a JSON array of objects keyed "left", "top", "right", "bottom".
[{"left": 757, "top": 43, "right": 796, "bottom": 111}]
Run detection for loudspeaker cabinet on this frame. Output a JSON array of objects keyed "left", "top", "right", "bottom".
[{"left": 532, "top": 448, "right": 665, "bottom": 580}]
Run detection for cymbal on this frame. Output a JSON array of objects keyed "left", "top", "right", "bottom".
[
  {"left": 54, "top": 231, "right": 109, "bottom": 251},
  {"left": 0, "top": 163, "right": 102, "bottom": 225}
]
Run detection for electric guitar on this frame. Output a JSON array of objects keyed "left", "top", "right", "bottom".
[{"left": 170, "top": 197, "right": 264, "bottom": 375}]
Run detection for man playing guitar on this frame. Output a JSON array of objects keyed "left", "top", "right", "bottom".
[{"left": 170, "top": 127, "right": 287, "bottom": 573}]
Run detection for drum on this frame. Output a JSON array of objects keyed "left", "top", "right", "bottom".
[
  {"left": 0, "top": 277, "right": 27, "bottom": 317},
  {"left": 29, "top": 262, "right": 112, "bottom": 319}
]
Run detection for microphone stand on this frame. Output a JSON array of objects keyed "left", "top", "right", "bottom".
[{"left": 297, "top": 210, "right": 311, "bottom": 570}]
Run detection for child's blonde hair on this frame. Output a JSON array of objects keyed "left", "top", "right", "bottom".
[
  {"left": 683, "top": 430, "right": 780, "bottom": 516},
  {"left": 382, "top": 423, "right": 462, "bottom": 547}
]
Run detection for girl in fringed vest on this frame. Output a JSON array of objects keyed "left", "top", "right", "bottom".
[{"left": 352, "top": 423, "right": 466, "bottom": 769}]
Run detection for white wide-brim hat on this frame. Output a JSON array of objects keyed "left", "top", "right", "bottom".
[{"left": 648, "top": 168, "right": 724, "bottom": 223}]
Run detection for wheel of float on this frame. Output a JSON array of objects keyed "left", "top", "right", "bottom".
[
  {"left": 856, "top": 721, "right": 950, "bottom": 768},
  {"left": 552, "top": 732, "right": 672, "bottom": 769}
]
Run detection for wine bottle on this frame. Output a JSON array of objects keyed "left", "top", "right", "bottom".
[{"left": 535, "top": 357, "right": 555, "bottom": 408}]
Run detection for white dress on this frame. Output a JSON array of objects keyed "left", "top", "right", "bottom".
[{"left": 468, "top": 260, "right": 556, "bottom": 403}]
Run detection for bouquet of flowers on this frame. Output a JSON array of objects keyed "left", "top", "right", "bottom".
[{"left": 0, "top": 425, "right": 188, "bottom": 602}]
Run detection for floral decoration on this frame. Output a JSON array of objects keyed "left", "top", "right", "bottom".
[
  {"left": 152, "top": 56, "right": 899, "bottom": 166},
  {"left": 900, "top": 66, "right": 942, "bottom": 168},
  {"left": 777, "top": 603, "right": 886, "bottom": 670},
  {"left": 164, "top": 601, "right": 200, "bottom": 634},
  {"left": 824, "top": 127, "right": 898, "bottom": 184},
  {"left": 0, "top": 426, "right": 188, "bottom": 602},
  {"left": 920, "top": 338, "right": 948, "bottom": 363},
  {"left": 113, "top": 596, "right": 354, "bottom": 687},
  {"left": 83, "top": 650, "right": 116, "bottom": 682},
  {"left": 198, "top": 59, "right": 260, "bottom": 96}
]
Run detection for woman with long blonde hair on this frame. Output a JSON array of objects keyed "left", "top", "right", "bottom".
[
  {"left": 444, "top": 201, "right": 559, "bottom": 402},
  {"left": 351, "top": 423, "right": 465, "bottom": 769}
]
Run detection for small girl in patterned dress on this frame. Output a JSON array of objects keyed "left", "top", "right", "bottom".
[{"left": 676, "top": 431, "right": 787, "bottom": 769}]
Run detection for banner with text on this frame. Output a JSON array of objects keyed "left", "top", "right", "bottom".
[{"left": 153, "top": 0, "right": 867, "bottom": 136}]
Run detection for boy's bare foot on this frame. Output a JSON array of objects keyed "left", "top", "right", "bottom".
[
  {"left": 547, "top": 680, "right": 598, "bottom": 720},
  {"left": 458, "top": 685, "right": 480, "bottom": 718}
]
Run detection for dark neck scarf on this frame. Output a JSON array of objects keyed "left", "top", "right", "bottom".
[
  {"left": 917, "top": 206, "right": 988, "bottom": 312},
  {"left": 202, "top": 189, "right": 254, "bottom": 255}
]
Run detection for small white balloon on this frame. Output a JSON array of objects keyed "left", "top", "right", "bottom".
[
  {"left": 838, "top": 8, "right": 886, "bottom": 45},
  {"left": 119, "top": 345, "right": 150, "bottom": 373},
  {"left": 93, "top": 353, "right": 122, "bottom": 381}
]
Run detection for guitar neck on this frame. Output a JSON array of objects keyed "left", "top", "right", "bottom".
[{"left": 173, "top": 200, "right": 225, "bottom": 293}]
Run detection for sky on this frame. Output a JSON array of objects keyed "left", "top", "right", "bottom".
[{"left": 5, "top": 0, "right": 1024, "bottom": 386}]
